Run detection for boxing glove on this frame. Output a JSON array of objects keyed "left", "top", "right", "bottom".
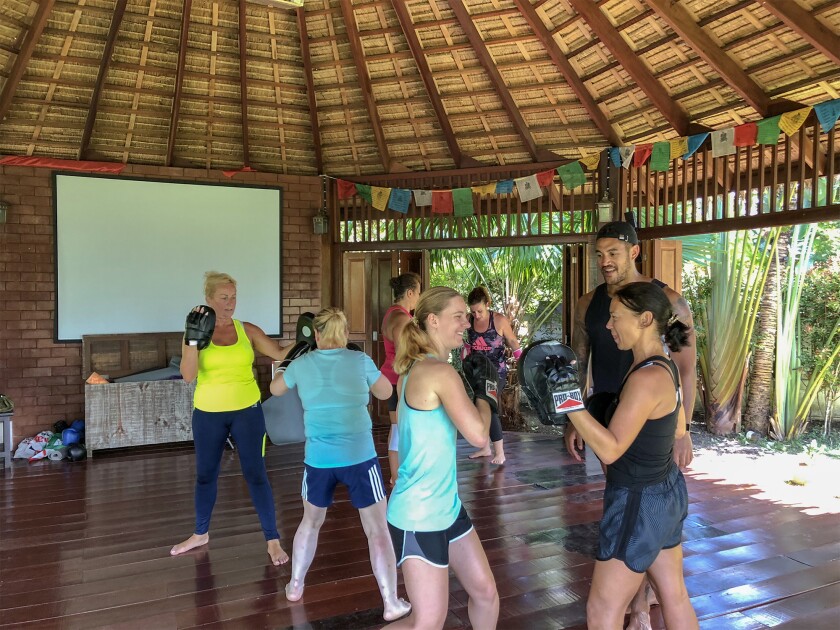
[
  {"left": 462, "top": 353, "right": 499, "bottom": 413},
  {"left": 544, "top": 353, "right": 585, "bottom": 414},
  {"left": 185, "top": 306, "right": 216, "bottom": 350}
]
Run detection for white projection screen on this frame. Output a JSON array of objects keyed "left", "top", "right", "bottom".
[{"left": 54, "top": 174, "right": 282, "bottom": 341}]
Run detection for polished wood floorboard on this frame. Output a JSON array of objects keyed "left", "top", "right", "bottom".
[{"left": 2, "top": 429, "right": 839, "bottom": 629}]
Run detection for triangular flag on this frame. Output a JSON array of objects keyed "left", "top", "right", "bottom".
[
  {"left": 337, "top": 179, "right": 357, "bottom": 199},
  {"left": 413, "top": 190, "right": 432, "bottom": 206},
  {"left": 536, "top": 170, "right": 555, "bottom": 187},
  {"left": 618, "top": 145, "right": 635, "bottom": 168},
  {"left": 669, "top": 137, "right": 688, "bottom": 160},
  {"left": 634, "top": 144, "right": 652, "bottom": 167},
  {"left": 650, "top": 142, "right": 671, "bottom": 172},
  {"left": 580, "top": 154, "right": 601, "bottom": 170},
  {"left": 371, "top": 186, "right": 391, "bottom": 211},
  {"left": 609, "top": 147, "right": 622, "bottom": 167},
  {"left": 813, "top": 98, "right": 840, "bottom": 133},
  {"left": 431, "top": 190, "right": 453, "bottom": 214},
  {"left": 711, "top": 128, "right": 735, "bottom": 158},
  {"left": 556, "top": 161, "right": 586, "bottom": 190},
  {"left": 471, "top": 183, "right": 496, "bottom": 195},
  {"left": 452, "top": 188, "right": 474, "bottom": 217},
  {"left": 779, "top": 107, "right": 812, "bottom": 135},
  {"left": 756, "top": 116, "right": 781, "bottom": 145},
  {"left": 683, "top": 133, "right": 709, "bottom": 159},
  {"left": 388, "top": 188, "right": 411, "bottom": 214},
  {"left": 495, "top": 179, "right": 514, "bottom": 194},
  {"left": 734, "top": 122, "right": 757, "bottom": 147},
  {"left": 356, "top": 184, "right": 372, "bottom": 203}
]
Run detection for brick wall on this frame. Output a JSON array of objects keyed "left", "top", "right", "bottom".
[{"left": 0, "top": 164, "right": 323, "bottom": 445}]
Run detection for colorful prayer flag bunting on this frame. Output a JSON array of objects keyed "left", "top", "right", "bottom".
[
  {"left": 650, "top": 142, "right": 671, "bottom": 172},
  {"left": 814, "top": 98, "right": 840, "bottom": 133},
  {"left": 536, "top": 170, "right": 555, "bottom": 187},
  {"left": 609, "top": 147, "right": 622, "bottom": 167},
  {"left": 556, "top": 161, "right": 585, "bottom": 189},
  {"left": 371, "top": 186, "right": 391, "bottom": 211},
  {"left": 337, "top": 179, "right": 357, "bottom": 199},
  {"left": 779, "top": 107, "right": 812, "bottom": 135},
  {"left": 452, "top": 188, "right": 474, "bottom": 217},
  {"left": 515, "top": 174, "right": 542, "bottom": 202},
  {"left": 414, "top": 190, "right": 432, "bottom": 206},
  {"left": 356, "top": 183, "right": 372, "bottom": 203},
  {"left": 683, "top": 133, "right": 709, "bottom": 159},
  {"left": 634, "top": 144, "right": 652, "bottom": 167},
  {"left": 618, "top": 145, "right": 635, "bottom": 168},
  {"left": 471, "top": 183, "right": 496, "bottom": 195},
  {"left": 495, "top": 180, "right": 514, "bottom": 194},
  {"left": 711, "top": 128, "right": 735, "bottom": 158},
  {"left": 756, "top": 116, "right": 781, "bottom": 145},
  {"left": 669, "top": 137, "right": 688, "bottom": 160},
  {"left": 388, "top": 188, "right": 411, "bottom": 213},
  {"left": 431, "top": 190, "right": 453, "bottom": 214},
  {"left": 734, "top": 123, "right": 757, "bottom": 147},
  {"left": 580, "top": 154, "right": 601, "bottom": 170}
]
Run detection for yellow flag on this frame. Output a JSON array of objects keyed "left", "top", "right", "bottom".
[
  {"left": 471, "top": 183, "right": 496, "bottom": 195},
  {"left": 580, "top": 154, "right": 601, "bottom": 170},
  {"left": 669, "top": 137, "right": 688, "bottom": 160},
  {"left": 371, "top": 186, "right": 391, "bottom": 211},
  {"left": 779, "top": 107, "right": 812, "bottom": 136}
]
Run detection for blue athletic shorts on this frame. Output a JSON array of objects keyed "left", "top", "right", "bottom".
[
  {"left": 302, "top": 457, "right": 387, "bottom": 509},
  {"left": 388, "top": 506, "right": 474, "bottom": 568}
]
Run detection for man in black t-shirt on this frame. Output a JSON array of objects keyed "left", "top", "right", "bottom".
[{"left": 565, "top": 221, "right": 696, "bottom": 630}]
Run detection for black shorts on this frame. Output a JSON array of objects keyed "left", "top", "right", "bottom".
[
  {"left": 388, "top": 506, "right": 474, "bottom": 568},
  {"left": 386, "top": 387, "right": 399, "bottom": 412}
]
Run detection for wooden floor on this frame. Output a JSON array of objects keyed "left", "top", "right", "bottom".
[{"left": 2, "top": 429, "right": 839, "bottom": 629}]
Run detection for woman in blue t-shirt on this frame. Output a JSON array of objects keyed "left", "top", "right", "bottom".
[
  {"left": 270, "top": 307, "right": 411, "bottom": 623},
  {"left": 385, "top": 287, "right": 498, "bottom": 630}
]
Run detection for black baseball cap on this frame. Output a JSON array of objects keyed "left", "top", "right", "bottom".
[{"left": 596, "top": 221, "right": 639, "bottom": 245}]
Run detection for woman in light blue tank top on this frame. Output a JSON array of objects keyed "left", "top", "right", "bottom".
[{"left": 384, "top": 287, "right": 499, "bottom": 630}]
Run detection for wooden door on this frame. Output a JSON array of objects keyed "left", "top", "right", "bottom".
[
  {"left": 562, "top": 243, "right": 593, "bottom": 345},
  {"left": 640, "top": 239, "right": 683, "bottom": 293}
]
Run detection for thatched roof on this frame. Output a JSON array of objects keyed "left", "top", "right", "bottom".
[{"left": 1, "top": 0, "right": 838, "bottom": 176}]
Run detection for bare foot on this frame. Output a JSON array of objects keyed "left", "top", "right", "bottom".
[
  {"left": 285, "top": 578, "right": 305, "bottom": 601},
  {"left": 469, "top": 448, "right": 491, "bottom": 459},
  {"left": 383, "top": 597, "right": 412, "bottom": 621},
  {"left": 170, "top": 533, "right": 209, "bottom": 556},
  {"left": 626, "top": 612, "right": 653, "bottom": 630},
  {"left": 490, "top": 452, "right": 506, "bottom": 465},
  {"left": 267, "top": 539, "right": 289, "bottom": 566}
]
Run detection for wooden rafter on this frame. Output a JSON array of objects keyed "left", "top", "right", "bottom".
[
  {"left": 449, "top": 0, "right": 557, "bottom": 162},
  {"left": 297, "top": 6, "right": 322, "bottom": 173},
  {"left": 511, "top": 0, "right": 620, "bottom": 147},
  {"left": 0, "top": 0, "right": 57, "bottom": 123},
  {"left": 238, "top": 0, "right": 250, "bottom": 167},
  {"left": 390, "top": 0, "right": 478, "bottom": 169},
  {"left": 167, "top": 0, "right": 193, "bottom": 166},
  {"left": 79, "top": 0, "right": 128, "bottom": 160},
  {"left": 761, "top": 0, "right": 840, "bottom": 67},
  {"left": 338, "top": 0, "right": 392, "bottom": 173},
  {"left": 566, "top": 0, "right": 691, "bottom": 136},
  {"left": 645, "top": 0, "right": 772, "bottom": 116}
]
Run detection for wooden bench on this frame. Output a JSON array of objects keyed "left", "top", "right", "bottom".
[{"left": 83, "top": 333, "right": 194, "bottom": 457}]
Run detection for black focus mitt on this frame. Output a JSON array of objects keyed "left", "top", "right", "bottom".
[
  {"left": 463, "top": 352, "right": 499, "bottom": 413},
  {"left": 185, "top": 306, "right": 216, "bottom": 350}
]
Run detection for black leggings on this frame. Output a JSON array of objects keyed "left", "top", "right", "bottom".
[
  {"left": 489, "top": 374, "right": 506, "bottom": 443},
  {"left": 192, "top": 403, "right": 279, "bottom": 540}
]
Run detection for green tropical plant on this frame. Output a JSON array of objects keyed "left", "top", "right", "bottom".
[
  {"left": 429, "top": 245, "right": 564, "bottom": 343},
  {"left": 697, "top": 228, "right": 780, "bottom": 435}
]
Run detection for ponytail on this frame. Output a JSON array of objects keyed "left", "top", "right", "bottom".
[
  {"left": 664, "top": 318, "right": 690, "bottom": 352},
  {"left": 393, "top": 286, "right": 462, "bottom": 374}
]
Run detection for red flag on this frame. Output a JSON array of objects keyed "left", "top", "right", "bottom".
[
  {"left": 222, "top": 166, "right": 256, "bottom": 178},
  {"left": 535, "top": 170, "right": 555, "bottom": 187},
  {"left": 431, "top": 191, "right": 453, "bottom": 214},
  {"left": 0, "top": 155, "right": 126, "bottom": 174},
  {"left": 633, "top": 144, "right": 652, "bottom": 167},
  {"left": 734, "top": 122, "right": 757, "bottom": 147},
  {"left": 337, "top": 179, "right": 357, "bottom": 199}
]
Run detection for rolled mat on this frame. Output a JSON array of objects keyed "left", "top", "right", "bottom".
[{"left": 48, "top": 446, "right": 69, "bottom": 461}]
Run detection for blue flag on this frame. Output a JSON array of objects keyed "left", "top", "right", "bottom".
[
  {"left": 495, "top": 179, "right": 514, "bottom": 194},
  {"left": 683, "top": 132, "right": 710, "bottom": 159},
  {"left": 609, "top": 147, "right": 621, "bottom": 167},
  {"left": 814, "top": 98, "right": 840, "bottom": 133},
  {"left": 388, "top": 188, "right": 411, "bottom": 214}
]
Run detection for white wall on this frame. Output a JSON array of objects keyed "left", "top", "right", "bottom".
[{"left": 55, "top": 174, "right": 282, "bottom": 340}]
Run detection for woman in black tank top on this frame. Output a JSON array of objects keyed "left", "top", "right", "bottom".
[{"left": 566, "top": 282, "right": 698, "bottom": 630}]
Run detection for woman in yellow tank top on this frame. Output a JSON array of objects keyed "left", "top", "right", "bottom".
[{"left": 170, "top": 271, "right": 294, "bottom": 566}]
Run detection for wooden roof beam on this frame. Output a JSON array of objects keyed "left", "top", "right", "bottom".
[
  {"left": 0, "top": 0, "right": 57, "bottom": 124},
  {"left": 449, "top": 0, "right": 557, "bottom": 162},
  {"left": 645, "top": 0, "right": 772, "bottom": 116},
  {"left": 566, "top": 0, "right": 691, "bottom": 136},
  {"left": 79, "top": 0, "right": 128, "bottom": 160},
  {"left": 238, "top": 0, "right": 250, "bottom": 168},
  {"left": 297, "top": 6, "right": 323, "bottom": 173},
  {"left": 512, "top": 0, "right": 620, "bottom": 146},
  {"left": 760, "top": 0, "right": 840, "bottom": 67},
  {"left": 390, "top": 0, "right": 479, "bottom": 169},
  {"left": 338, "top": 0, "right": 393, "bottom": 173},
  {"left": 167, "top": 0, "right": 193, "bottom": 166}
]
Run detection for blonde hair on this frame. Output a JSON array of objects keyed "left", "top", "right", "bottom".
[
  {"left": 313, "top": 307, "right": 348, "bottom": 348},
  {"left": 394, "top": 286, "right": 461, "bottom": 375},
  {"left": 204, "top": 271, "right": 237, "bottom": 299}
]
